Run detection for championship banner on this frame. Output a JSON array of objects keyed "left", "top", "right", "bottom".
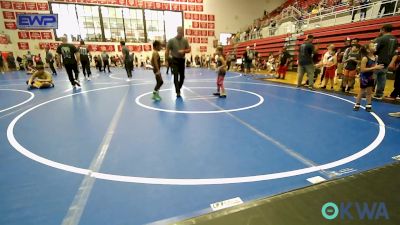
[
  {"left": 192, "top": 21, "right": 199, "bottom": 28},
  {"left": 201, "top": 37, "right": 208, "bottom": 43},
  {"left": 162, "top": 3, "right": 170, "bottom": 10},
  {"left": 3, "top": 11, "right": 15, "bottom": 20},
  {"left": 1, "top": 1, "right": 13, "bottom": 9},
  {"left": 0, "top": 34, "right": 9, "bottom": 44},
  {"left": 208, "top": 30, "right": 215, "bottom": 36},
  {"left": 184, "top": 13, "right": 191, "bottom": 20},
  {"left": 4, "top": 21, "right": 17, "bottom": 29},
  {"left": 188, "top": 4, "right": 196, "bottom": 11},
  {"left": 18, "top": 42, "right": 30, "bottom": 50},
  {"left": 41, "top": 32, "right": 53, "bottom": 39},
  {"left": 196, "top": 0, "right": 203, "bottom": 3},
  {"left": 25, "top": 2, "right": 38, "bottom": 10},
  {"left": 192, "top": 13, "right": 199, "bottom": 20},
  {"left": 18, "top": 31, "right": 30, "bottom": 39},
  {"left": 195, "top": 5, "right": 203, "bottom": 11},
  {"left": 143, "top": 44, "right": 152, "bottom": 51},
  {"left": 201, "top": 30, "right": 208, "bottom": 36},
  {"left": 180, "top": 4, "right": 187, "bottom": 11},
  {"left": 208, "top": 23, "right": 215, "bottom": 29},
  {"left": 200, "top": 46, "right": 207, "bottom": 52},
  {"left": 30, "top": 32, "right": 42, "bottom": 40},
  {"left": 13, "top": 2, "right": 26, "bottom": 10},
  {"left": 200, "top": 14, "right": 207, "bottom": 21},
  {"left": 171, "top": 3, "right": 180, "bottom": 11},
  {"left": 185, "top": 29, "right": 192, "bottom": 35},
  {"left": 208, "top": 14, "right": 215, "bottom": 21},
  {"left": 155, "top": 2, "right": 162, "bottom": 9},
  {"left": 200, "top": 22, "right": 207, "bottom": 29}
]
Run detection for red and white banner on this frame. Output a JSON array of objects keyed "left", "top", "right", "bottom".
[
  {"left": 200, "top": 22, "right": 207, "bottom": 29},
  {"left": 208, "top": 23, "right": 215, "bottom": 29},
  {"left": 18, "top": 31, "right": 30, "bottom": 39},
  {"left": 192, "top": 21, "right": 199, "bottom": 28},
  {"left": 116, "top": 0, "right": 126, "bottom": 5},
  {"left": 184, "top": 13, "right": 191, "bottom": 19},
  {"left": 39, "top": 42, "right": 60, "bottom": 50},
  {"left": 41, "top": 32, "right": 53, "bottom": 39},
  {"left": 25, "top": 2, "right": 37, "bottom": 10},
  {"left": 192, "top": 13, "right": 199, "bottom": 20},
  {"left": 162, "top": 2, "right": 170, "bottom": 10},
  {"left": 208, "top": 30, "right": 215, "bottom": 36},
  {"left": 3, "top": 11, "right": 15, "bottom": 20},
  {"left": 188, "top": 4, "right": 196, "bottom": 11},
  {"left": 185, "top": 29, "right": 192, "bottom": 36},
  {"left": 171, "top": 3, "right": 180, "bottom": 11},
  {"left": 30, "top": 32, "right": 42, "bottom": 40},
  {"left": 18, "top": 42, "right": 30, "bottom": 50},
  {"left": 192, "top": 30, "right": 199, "bottom": 36},
  {"left": 208, "top": 15, "right": 215, "bottom": 21},
  {"left": 4, "top": 21, "right": 16, "bottom": 29},
  {"left": 180, "top": 4, "right": 187, "bottom": 11},
  {"left": 107, "top": 0, "right": 119, "bottom": 4},
  {"left": 0, "top": 34, "right": 9, "bottom": 44},
  {"left": 126, "top": 0, "right": 138, "bottom": 7},
  {"left": 194, "top": 37, "right": 200, "bottom": 43},
  {"left": 201, "top": 37, "right": 208, "bottom": 43},
  {"left": 200, "top": 14, "right": 207, "bottom": 21},
  {"left": 37, "top": 3, "right": 49, "bottom": 10},
  {"left": 195, "top": 5, "right": 203, "bottom": 11},
  {"left": 13, "top": 2, "right": 26, "bottom": 10},
  {"left": 187, "top": 37, "right": 192, "bottom": 43},
  {"left": 188, "top": 0, "right": 196, "bottom": 2},
  {"left": 143, "top": 44, "right": 152, "bottom": 51},
  {"left": 145, "top": 1, "right": 155, "bottom": 9},
  {"left": 201, "top": 30, "right": 208, "bottom": 36},
  {"left": 155, "top": 2, "right": 162, "bottom": 10},
  {"left": 196, "top": 0, "right": 203, "bottom": 3},
  {"left": 180, "top": 0, "right": 187, "bottom": 2},
  {"left": 1, "top": 1, "right": 13, "bottom": 9},
  {"left": 200, "top": 46, "right": 207, "bottom": 52}
]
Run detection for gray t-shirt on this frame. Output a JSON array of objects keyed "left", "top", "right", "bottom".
[
  {"left": 45, "top": 51, "right": 53, "bottom": 63},
  {"left": 122, "top": 46, "right": 130, "bottom": 62},
  {"left": 167, "top": 37, "right": 189, "bottom": 59}
]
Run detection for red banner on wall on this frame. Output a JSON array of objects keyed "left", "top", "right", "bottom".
[
  {"left": 18, "top": 31, "right": 30, "bottom": 39},
  {"left": 107, "top": 0, "right": 118, "bottom": 4},
  {"left": 199, "top": 14, "right": 206, "bottom": 21},
  {"left": 4, "top": 21, "right": 16, "bottom": 29},
  {"left": 188, "top": 0, "right": 196, "bottom": 2},
  {"left": 30, "top": 32, "right": 42, "bottom": 40},
  {"left": 18, "top": 42, "right": 30, "bottom": 50},
  {"left": 3, "top": 11, "right": 15, "bottom": 20},
  {"left": 171, "top": 3, "right": 180, "bottom": 11},
  {"left": 192, "top": 30, "right": 199, "bottom": 36},
  {"left": 143, "top": 44, "right": 152, "bottom": 51},
  {"left": 192, "top": 21, "right": 199, "bottom": 28},
  {"left": 162, "top": 2, "right": 170, "bottom": 10},
  {"left": 13, "top": 2, "right": 26, "bottom": 10},
  {"left": 208, "top": 30, "right": 215, "bottom": 37},
  {"left": 126, "top": 0, "right": 138, "bottom": 7},
  {"left": 194, "top": 37, "right": 200, "bottom": 43},
  {"left": 41, "top": 32, "right": 53, "bottom": 39},
  {"left": 155, "top": 2, "right": 162, "bottom": 10},
  {"left": 200, "top": 46, "right": 207, "bottom": 52},
  {"left": 184, "top": 13, "right": 191, "bottom": 19},
  {"left": 200, "top": 22, "right": 207, "bottom": 29},
  {"left": 201, "top": 37, "right": 208, "bottom": 43},
  {"left": 1, "top": 1, "right": 13, "bottom": 9},
  {"left": 39, "top": 42, "right": 60, "bottom": 50},
  {"left": 0, "top": 34, "right": 9, "bottom": 44},
  {"left": 25, "top": 2, "right": 37, "bottom": 10},
  {"left": 187, "top": 37, "right": 192, "bottom": 43},
  {"left": 195, "top": 5, "right": 203, "bottom": 11},
  {"left": 208, "top": 15, "right": 215, "bottom": 21},
  {"left": 185, "top": 29, "right": 192, "bottom": 36},
  {"left": 180, "top": 4, "right": 187, "bottom": 11},
  {"left": 145, "top": 1, "right": 155, "bottom": 9},
  {"left": 188, "top": 4, "right": 196, "bottom": 11},
  {"left": 116, "top": 0, "right": 126, "bottom": 5},
  {"left": 192, "top": 13, "right": 199, "bottom": 20},
  {"left": 208, "top": 23, "right": 215, "bottom": 29},
  {"left": 201, "top": 30, "right": 207, "bottom": 36},
  {"left": 37, "top": 3, "right": 49, "bottom": 10}
]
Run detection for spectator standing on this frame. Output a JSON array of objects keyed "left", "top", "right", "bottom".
[{"left": 297, "top": 34, "right": 316, "bottom": 90}]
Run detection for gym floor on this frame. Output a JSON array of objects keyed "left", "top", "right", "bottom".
[{"left": 0, "top": 67, "right": 399, "bottom": 225}]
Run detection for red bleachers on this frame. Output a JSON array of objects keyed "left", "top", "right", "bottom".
[{"left": 224, "top": 34, "right": 289, "bottom": 58}]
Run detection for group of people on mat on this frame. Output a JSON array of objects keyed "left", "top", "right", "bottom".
[{"left": 297, "top": 23, "right": 399, "bottom": 113}]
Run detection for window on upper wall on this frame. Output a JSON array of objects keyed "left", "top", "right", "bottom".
[
  {"left": 144, "top": 10, "right": 165, "bottom": 42},
  {"left": 123, "top": 8, "right": 145, "bottom": 43},
  {"left": 76, "top": 5, "right": 102, "bottom": 42},
  {"left": 101, "top": 6, "right": 125, "bottom": 42},
  {"left": 52, "top": 4, "right": 80, "bottom": 41}
]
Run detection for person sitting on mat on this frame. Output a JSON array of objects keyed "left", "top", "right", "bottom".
[{"left": 26, "top": 62, "right": 54, "bottom": 89}]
